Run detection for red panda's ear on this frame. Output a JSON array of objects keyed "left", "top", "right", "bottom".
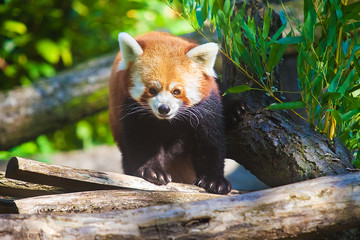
[
  {"left": 186, "top": 42, "right": 219, "bottom": 77},
  {"left": 118, "top": 32, "right": 143, "bottom": 71}
]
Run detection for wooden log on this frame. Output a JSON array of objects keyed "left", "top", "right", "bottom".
[
  {"left": 5, "top": 157, "right": 225, "bottom": 193},
  {"left": 2, "top": 189, "right": 225, "bottom": 215},
  {"left": 0, "top": 173, "right": 359, "bottom": 239},
  {"left": 0, "top": 171, "right": 65, "bottom": 198}
]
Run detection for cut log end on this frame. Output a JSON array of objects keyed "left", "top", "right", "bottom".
[{"left": 5, "top": 156, "right": 19, "bottom": 179}]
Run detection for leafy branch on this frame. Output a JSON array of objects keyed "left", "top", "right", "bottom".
[{"left": 167, "top": 0, "right": 360, "bottom": 167}]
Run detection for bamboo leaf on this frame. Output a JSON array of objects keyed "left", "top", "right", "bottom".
[
  {"left": 343, "top": 21, "right": 360, "bottom": 33},
  {"left": 279, "top": 10, "right": 287, "bottom": 25},
  {"left": 269, "top": 24, "right": 287, "bottom": 44},
  {"left": 276, "top": 36, "right": 304, "bottom": 44},
  {"left": 338, "top": 69, "right": 355, "bottom": 95},
  {"left": 262, "top": 9, "right": 270, "bottom": 39},
  {"left": 196, "top": 6, "right": 204, "bottom": 28},
  {"left": 223, "top": 0, "right": 230, "bottom": 15},
  {"left": 267, "top": 42, "right": 287, "bottom": 72},
  {"left": 224, "top": 85, "right": 253, "bottom": 95},
  {"left": 341, "top": 108, "right": 360, "bottom": 121},
  {"left": 328, "top": 68, "right": 343, "bottom": 93},
  {"left": 303, "top": 0, "right": 316, "bottom": 43},
  {"left": 327, "top": 14, "right": 337, "bottom": 46},
  {"left": 329, "top": 109, "right": 342, "bottom": 126},
  {"left": 266, "top": 101, "right": 306, "bottom": 110},
  {"left": 330, "top": 0, "right": 343, "bottom": 19},
  {"left": 200, "top": 0, "right": 209, "bottom": 22}
]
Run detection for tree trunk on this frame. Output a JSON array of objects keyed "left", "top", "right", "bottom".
[
  {"left": 222, "top": 0, "right": 355, "bottom": 187},
  {"left": 0, "top": 172, "right": 359, "bottom": 239}
]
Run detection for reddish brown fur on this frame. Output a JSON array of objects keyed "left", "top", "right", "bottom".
[{"left": 109, "top": 32, "right": 220, "bottom": 183}]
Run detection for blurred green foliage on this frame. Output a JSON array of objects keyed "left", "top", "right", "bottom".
[{"left": 0, "top": 0, "right": 192, "bottom": 161}]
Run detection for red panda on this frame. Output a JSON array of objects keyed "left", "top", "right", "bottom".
[{"left": 109, "top": 32, "right": 231, "bottom": 194}]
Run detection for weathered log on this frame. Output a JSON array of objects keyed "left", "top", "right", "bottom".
[
  {"left": 5, "top": 156, "right": 225, "bottom": 193},
  {"left": 0, "top": 171, "right": 65, "bottom": 198},
  {"left": 2, "top": 189, "right": 225, "bottom": 215},
  {"left": 0, "top": 172, "right": 359, "bottom": 239},
  {"left": 222, "top": 0, "right": 355, "bottom": 187}
]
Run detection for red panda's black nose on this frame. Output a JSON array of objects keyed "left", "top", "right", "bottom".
[{"left": 158, "top": 104, "right": 170, "bottom": 115}]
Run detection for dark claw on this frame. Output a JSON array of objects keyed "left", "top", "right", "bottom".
[
  {"left": 136, "top": 166, "right": 172, "bottom": 185},
  {"left": 194, "top": 176, "right": 232, "bottom": 195}
]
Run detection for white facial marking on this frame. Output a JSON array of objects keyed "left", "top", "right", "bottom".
[
  {"left": 182, "top": 67, "right": 202, "bottom": 105},
  {"left": 129, "top": 73, "right": 145, "bottom": 101},
  {"left": 152, "top": 80, "right": 162, "bottom": 90},
  {"left": 149, "top": 91, "right": 182, "bottom": 119},
  {"left": 169, "top": 82, "right": 177, "bottom": 90}
]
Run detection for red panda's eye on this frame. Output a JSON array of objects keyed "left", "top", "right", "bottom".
[
  {"left": 149, "top": 87, "right": 157, "bottom": 95},
  {"left": 172, "top": 89, "right": 181, "bottom": 96}
]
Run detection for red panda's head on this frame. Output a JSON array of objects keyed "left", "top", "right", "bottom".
[{"left": 117, "top": 32, "right": 219, "bottom": 120}]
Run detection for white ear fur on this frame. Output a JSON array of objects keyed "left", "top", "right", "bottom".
[
  {"left": 186, "top": 42, "right": 219, "bottom": 77},
  {"left": 118, "top": 32, "right": 143, "bottom": 70}
]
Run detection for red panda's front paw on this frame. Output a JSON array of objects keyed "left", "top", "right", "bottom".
[
  {"left": 194, "top": 176, "right": 232, "bottom": 195},
  {"left": 136, "top": 166, "right": 172, "bottom": 185}
]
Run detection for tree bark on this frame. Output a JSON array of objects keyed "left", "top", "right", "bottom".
[
  {"left": 2, "top": 189, "right": 224, "bottom": 215},
  {"left": 222, "top": 0, "right": 356, "bottom": 187},
  {"left": 0, "top": 172, "right": 65, "bottom": 198},
  {"left": 0, "top": 172, "right": 359, "bottom": 239}
]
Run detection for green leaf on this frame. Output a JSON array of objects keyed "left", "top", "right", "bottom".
[
  {"left": 279, "top": 10, "right": 287, "bottom": 25},
  {"left": 3, "top": 20, "right": 27, "bottom": 34},
  {"left": 262, "top": 8, "right": 270, "bottom": 39},
  {"left": 39, "top": 63, "right": 56, "bottom": 77},
  {"left": 328, "top": 68, "right": 343, "bottom": 93},
  {"left": 196, "top": 7, "right": 204, "bottom": 28},
  {"left": 266, "top": 101, "right": 306, "bottom": 110},
  {"left": 343, "top": 1, "right": 360, "bottom": 20},
  {"left": 36, "top": 135, "right": 54, "bottom": 155},
  {"left": 36, "top": 39, "right": 60, "bottom": 64},
  {"left": 303, "top": 0, "right": 316, "bottom": 42},
  {"left": 267, "top": 42, "right": 287, "bottom": 72},
  {"left": 276, "top": 36, "right": 304, "bottom": 44},
  {"left": 330, "top": 0, "right": 343, "bottom": 20},
  {"left": 341, "top": 108, "right": 360, "bottom": 121},
  {"left": 269, "top": 24, "right": 286, "bottom": 44},
  {"left": 223, "top": 0, "right": 230, "bottom": 16},
  {"left": 224, "top": 85, "right": 252, "bottom": 95},
  {"left": 343, "top": 21, "right": 360, "bottom": 33},
  {"left": 327, "top": 14, "right": 337, "bottom": 46},
  {"left": 329, "top": 109, "right": 342, "bottom": 126},
  {"left": 338, "top": 69, "right": 355, "bottom": 95},
  {"left": 200, "top": 0, "right": 208, "bottom": 22}
]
